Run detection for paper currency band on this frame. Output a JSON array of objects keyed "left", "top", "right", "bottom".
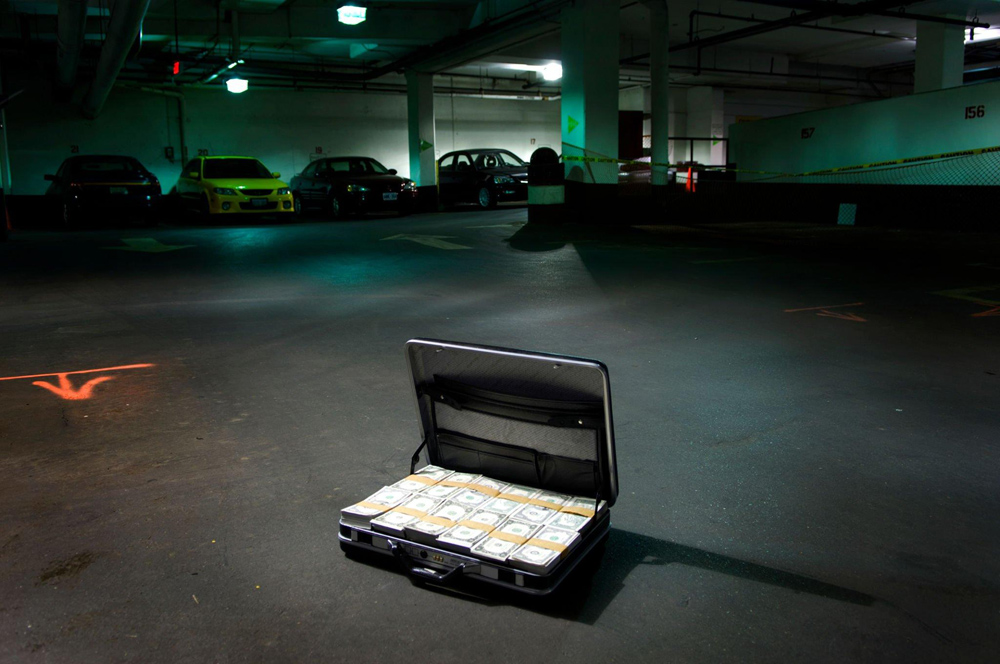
[
  {"left": 422, "top": 515, "right": 458, "bottom": 527},
  {"left": 489, "top": 531, "right": 529, "bottom": 545},
  {"left": 457, "top": 519, "right": 496, "bottom": 533},
  {"left": 496, "top": 493, "right": 530, "bottom": 504},
  {"left": 355, "top": 501, "right": 393, "bottom": 512},
  {"left": 467, "top": 484, "right": 501, "bottom": 497},
  {"left": 525, "top": 538, "right": 569, "bottom": 554},
  {"left": 389, "top": 506, "right": 430, "bottom": 518},
  {"left": 439, "top": 479, "right": 470, "bottom": 488},
  {"left": 560, "top": 505, "right": 596, "bottom": 518},
  {"left": 528, "top": 498, "right": 564, "bottom": 510},
  {"left": 402, "top": 474, "right": 437, "bottom": 486}
]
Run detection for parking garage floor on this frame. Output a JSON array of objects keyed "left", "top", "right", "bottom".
[{"left": 1, "top": 209, "right": 998, "bottom": 663}]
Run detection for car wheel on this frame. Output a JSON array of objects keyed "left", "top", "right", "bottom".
[
  {"left": 477, "top": 186, "right": 495, "bottom": 209},
  {"left": 328, "top": 195, "right": 343, "bottom": 220},
  {"left": 61, "top": 202, "right": 74, "bottom": 228},
  {"left": 293, "top": 194, "right": 304, "bottom": 217}
]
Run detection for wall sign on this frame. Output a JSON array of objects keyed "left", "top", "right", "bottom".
[{"left": 964, "top": 105, "right": 985, "bottom": 120}]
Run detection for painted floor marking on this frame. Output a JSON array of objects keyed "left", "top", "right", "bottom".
[
  {"left": 932, "top": 285, "right": 1000, "bottom": 307},
  {"left": 784, "top": 302, "right": 864, "bottom": 313},
  {"left": 0, "top": 363, "right": 155, "bottom": 401},
  {"left": 380, "top": 234, "right": 472, "bottom": 250},
  {"left": 816, "top": 310, "right": 867, "bottom": 322},
  {"left": 971, "top": 305, "right": 1000, "bottom": 318},
  {"left": 691, "top": 255, "right": 771, "bottom": 264},
  {"left": 103, "top": 238, "right": 194, "bottom": 253}
]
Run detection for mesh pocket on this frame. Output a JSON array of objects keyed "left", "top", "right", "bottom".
[{"left": 435, "top": 401, "right": 597, "bottom": 461}]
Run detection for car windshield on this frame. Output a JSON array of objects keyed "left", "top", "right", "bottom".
[
  {"left": 324, "top": 158, "right": 390, "bottom": 175},
  {"left": 469, "top": 151, "right": 525, "bottom": 169},
  {"left": 203, "top": 159, "right": 273, "bottom": 179},
  {"left": 70, "top": 157, "right": 141, "bottom": 175}
]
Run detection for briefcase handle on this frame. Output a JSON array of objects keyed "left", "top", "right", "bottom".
[{"left": 387, "top": 540, "right": 466, "bottom": 585}]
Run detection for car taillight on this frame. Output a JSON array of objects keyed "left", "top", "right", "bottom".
[{"left": 68, "top": 182, "right": 83, "bottom": 189}]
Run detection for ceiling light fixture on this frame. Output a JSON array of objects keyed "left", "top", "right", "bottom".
[
  {"left": 226, "top": 78, "right": 249, "bottom": 94},
  {"left": 966, "top": 26, "right": 1000, "bottom": 44},
  {"left": 338, "top": 5, "right": 367, "bottom": 25},
  {"left": 540, "top": 63, "right": 563, "bottom": 81}
]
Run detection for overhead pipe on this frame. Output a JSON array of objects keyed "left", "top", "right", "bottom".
[
  {"left": 82, "top": 0, "right": 152, "bottom": 118},
  {"left": 55, "top": 0, "right": 89, "bottom": 98},
  {"left": 740, "top": 0, "right": 986, "bottom": 28},
  {"left": 622, "top": 0, "right": 933, "bottom": 65}
]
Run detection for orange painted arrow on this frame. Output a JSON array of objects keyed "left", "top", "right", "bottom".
[
  {"left": 32, "top": 373, "right": 115, "bottom": 400},
  {"left": 816, "top": 309, "right": 867, "bottom": 323}
]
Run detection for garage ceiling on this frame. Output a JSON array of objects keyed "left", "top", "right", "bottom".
[{"left": 3, "top": 0, "right": 1000, "bottom": 100}]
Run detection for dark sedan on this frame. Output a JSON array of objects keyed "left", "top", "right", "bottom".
[
  {"left": 44, "top": 155, "right": 161, "bottom": 227},
  {"left": 289, "top": 157, "right": 417, "bottom": 218},
  {"left": 438, "top": 149, "right": 528, "bottom": 208}
]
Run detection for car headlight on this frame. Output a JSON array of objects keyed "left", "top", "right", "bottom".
[
  {"left": 401, "top": 180, "right": 416, "bottom": 191},
  {"left": 492, "top": 175, "right": 514, "bottom": 184},
  {"left": 346, "top": 185, "right": 369, "bottom": 193},
  {"left": 276, "top": 187, "right": 290, "bottom": 195},
  {"left": 214, "top": 187, "right": 238, "bottom": 196}
]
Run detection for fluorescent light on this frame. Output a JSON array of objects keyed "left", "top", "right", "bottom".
[
  {"left": 226, "top": 78, "right": 249, "bottom": 94},
  {"left": 338, "top": 5, "right": 367, "bottom": 25},
  {"left": 226, "top": 59, "right": 244, "bottom": 70},
  {"left": 541, "top": 63, "right": 562, "bottom": 81},
  {"left": 965, "top": 27, "right": 1000, "bottom": 44}
]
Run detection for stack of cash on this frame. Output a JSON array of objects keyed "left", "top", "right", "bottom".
[
  {"left": 512, "top": 502, "right": 561, "bottom": 527},
  {"left": 370, "top": 494, "right": 442, "bottom": 537},
  {"left": 340, "top": 487, "right": 412, "bottom": 528},
  {"left": 436, "top": 509, "right": 506, "bottom": 554},
  {"left": 509, "top": 525, "right": 581, "bottom": 573},
  {"left": 404, "top": 501, "right": 476, "bottom": 545},
  {"left": 469, "top": 519, "right": 541, "bottom": 562}
]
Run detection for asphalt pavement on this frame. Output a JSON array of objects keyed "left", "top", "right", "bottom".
[{"left": 1, "top": 208, "right": 998, "bottom": 663}]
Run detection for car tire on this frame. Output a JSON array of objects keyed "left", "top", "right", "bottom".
[
  {"left": 477, "top": 186, "right": 496, "bottom": 209},
  {"left": 328, "top": 195, "right": 343, "bottom": 220},
  {"left": 61, "top": 201, "right": 82, "bottom": 229},
  {"left": 293, "top": 194, "right": 304, "bottom": 217}
]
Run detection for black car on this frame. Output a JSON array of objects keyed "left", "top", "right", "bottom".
[
  {"left": 44, "top": 155, "right": 161, "bottom": 226},
  {"left": 438, "top": 149, "right": 528, "bottom": 208},
  {"left": 289, "top": 156, "right": 417, "bottom": 218}
]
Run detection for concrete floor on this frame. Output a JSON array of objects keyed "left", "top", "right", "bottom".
[{"left": 1, "top": 209, "right": 998, "bottom": 663}]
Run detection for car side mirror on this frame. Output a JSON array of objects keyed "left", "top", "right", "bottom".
[
  {"left": 272, "top": 172, "right": 281, "bottom": 179},
  {"left": 388, "top": 169, "right": 397, "bottom": 175},
  {"left": 44, "top": 174, "right": 56, "bottom": 181},
  {"left": 188, "top": 171, "right": 200, "bottom": 179}
]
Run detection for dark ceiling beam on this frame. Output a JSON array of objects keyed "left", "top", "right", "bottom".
[{"left": 737, "top": 0, "right": 986, "bottom": 29}]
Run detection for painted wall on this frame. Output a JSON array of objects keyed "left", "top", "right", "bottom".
[
  {"left": 729, "top": 80, "right": 1000, "bottom": 178},
  {"left": 5, "top": 70, "right": 561, "bottom": 195}
]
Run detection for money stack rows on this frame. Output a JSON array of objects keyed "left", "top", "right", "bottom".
[{"left": 341, "top": 464, "right": 607, "bottom": 573}]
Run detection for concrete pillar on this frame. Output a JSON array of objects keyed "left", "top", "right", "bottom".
[
  {"left": 644, "top": 0, "right": 670, "bottom": 187},
  {"left": 561, "top": 0, "right": 619, "bottom": 212},
  {"left": 914, "top": 19, "right": 965, "bottom": 94},
  {"left": 686, "top": 87, "right": 725, "bottom": 165},
  {"left": 406, "top": 70, "right": 438, "bottom": 209}
]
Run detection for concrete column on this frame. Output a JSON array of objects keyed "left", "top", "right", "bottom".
[
  {"left": 914, "top": 19, "right": 965, "bottom": 94},
  {"left": 686, "top": 87, "right": 725, "bottom": 165},
  {"left": 406, "top": 70, "right": 438, "bottom": 209},
  {"left": 644, "top": 0, "right": 670, "bottom": 187},
  {"left": 561, "top": 0, "right": 619, "bottom": 212}
]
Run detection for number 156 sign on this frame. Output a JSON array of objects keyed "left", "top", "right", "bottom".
[{"left": 965, "top": 105, "right": 985, "bottom": 119}]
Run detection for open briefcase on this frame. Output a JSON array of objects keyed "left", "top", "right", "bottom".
[{"left": 339, "top": 339, "right": 619, "bottom": 595}]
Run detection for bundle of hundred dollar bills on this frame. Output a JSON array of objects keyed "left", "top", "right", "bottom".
[{"left": 341, "top": 464, "right": 607, "bottom": 568}]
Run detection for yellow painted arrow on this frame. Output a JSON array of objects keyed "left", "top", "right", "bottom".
[
  {"left": 103, "top": 238, "right": 194, "bottom": 253},
  {"left": 380, "top": 234, "right": 471, "bottom": 250}
]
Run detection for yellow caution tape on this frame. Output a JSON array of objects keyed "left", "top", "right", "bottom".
[{"left": 799, "top": 144, "right": 1000, "bottom": 176}]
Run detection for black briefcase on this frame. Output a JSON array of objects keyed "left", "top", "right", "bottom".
[{"left": 338, "top": 338, "right": 619, "bottom": 595}]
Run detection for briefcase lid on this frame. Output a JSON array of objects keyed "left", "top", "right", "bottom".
[{"left": 405, "top": 339, "right": 618, "bottom": 507}]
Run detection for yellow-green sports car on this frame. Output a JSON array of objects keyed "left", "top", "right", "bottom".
[{"left": 175, "top": 155, "right": 294, "bottom": 216}]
